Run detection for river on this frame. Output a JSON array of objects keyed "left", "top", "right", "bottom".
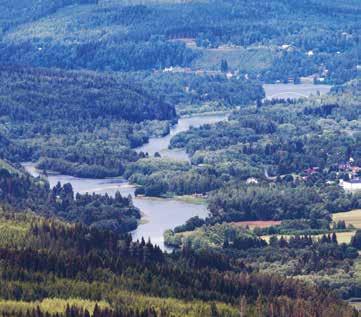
[
  {"left": 22, "top": 113, "right": 228, "bottom": 250},
  {"left": 136, "top": 112, "right": 229, "bottom": 161},
  {"left": 22, "top": 84, "right": 331, "bottom": 250}
]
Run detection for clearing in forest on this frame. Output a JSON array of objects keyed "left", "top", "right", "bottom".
[{"left": 333, "top": 210, "right": 361, "bottom": 229}]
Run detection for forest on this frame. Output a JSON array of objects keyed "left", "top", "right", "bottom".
[
  {"left": 130, "top": 80, "right": 361, "bottom": 199},
  {"left": 118, "top": 72, "right": 265, "bottom": 114},
  {"left": 0, "top": 0, "right": 361, "bottom": 315},
  {"left": 0, "top": 0, "right": 359, "bottom": 83},
  {"left": 0, "top": 209, "right": 357, "bottom": 317},
  {"left": 0, "top": 65, "right": 175, "bottom": 123},
  {"left": 0, "top": 64, "right": 265, "bottom": 178},
  {"left": 0, "top": 65, "right": 177, "bottom": 177},
  {"left": 0, "top": 166, "right": 140, "bottom": 233}
]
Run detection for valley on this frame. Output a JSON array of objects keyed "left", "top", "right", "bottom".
[
  {"left": 0, "top": 0, "right": 360, "bottom": 316},
  {"left": 22, "top": 82, "right": 329, "bottom": 250}
]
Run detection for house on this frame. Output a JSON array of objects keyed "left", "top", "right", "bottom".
[
  {"left": 246, "top": 177, "right": 258, "bottom": 185},
  {"left": 300, "top": 76, "right": 315, "bottom": 84},
  {"left": 340, "top": 179, "right": 361, "bottom": 192},
  {"left": 163, "top": 66, "right": 192, "bottom": 73},
  {"left": 304, "top": 167, "right": 319, "bottom": 175},
  {"left": 338, "top": 163, "right": 351, "bottom": 171},
  {"left": 348, "top": 179, "right": 361, "bottom": 184},
  {"left": 281, "top": 44, "right": 291, "bottom": 50}
]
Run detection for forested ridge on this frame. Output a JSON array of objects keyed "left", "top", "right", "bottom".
[
  {"left": 0, "top": 209, "right": 357, "bottom": 316},
  {"left": 0, "top": 0, "right": 96, "bottom": 31},
  {"left": 0, "top": 0, "right": 360, "bottom": 315},
  {"left": 0, "top": 66, "right": 177, "bottom": 177},
  {"left": 0, "top": 0, "right": 358, "bottom": 83},
  {"left": 0, "top": 65, "right": 175, "bottom": 123}
]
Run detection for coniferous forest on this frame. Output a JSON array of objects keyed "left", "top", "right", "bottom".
[{"left": 0, "top": 0, "right": 361, "bottom": 316}]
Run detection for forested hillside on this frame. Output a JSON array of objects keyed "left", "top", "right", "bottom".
[
  {"left": 0, "top": 0, "right": 359, "bottom": 83},
  {"left": 0, "top": 163, "right": 141, "bottom": 233},
  {"left": 0, "top": 66, "right": 176, "bottom": 177},
  {"left": 0, "top": 134, "right": 30, "bottom": 162},
  {"left": 0, "top": 65, "right": 175, "bottom": 123},
  {"left": 0, "top": 0, "right": 360, "bottom": 315},
  {"left": 0, "top": 0, "right": 96, "bottom": 31},
  {"left": 119, "top": 71, "right": 265, "bottom": 114},
  {"left": 0, "top": 210, "right": 357, "bottom": 317}
]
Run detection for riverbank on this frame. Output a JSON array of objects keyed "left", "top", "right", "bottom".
[
  {"left": 135, "top": 112, "right": 229, "bottom": 161},
  {"left": 22, "top": 162, "right": 209, "bottom": 251},
  {"left": 173, "top": 195, "right": 207, "bottom": 205},
  {"left": 21, "top": 84, "right": 332, "bottom": 249}
]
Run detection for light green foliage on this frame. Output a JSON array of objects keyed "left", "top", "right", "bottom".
[
  {"left": 0, "top": 159, "right": 20, "bottom": 175},
  {"left": 125, "top": 158, "right": 190, "bottom": 177},
  {"left": 0, "top": 212, "right": 71, "bottom": 249},
  {"left": 0, "top": 212, "right": 34, "bottom": 248},
  {"left": 109, "top": 291, "right": 240, "bottom": 317},
  {"left": 166, "top": 223, "right": 257, "bottom": 249},
  {"left": 0, "top": 298, "right": 110, "bottom": 316},
  {"left": 0, "top": 293, "right": 239, "bottom": 317},
  {"left": 0, "top": 219, "right": 28, "bottom": 248}
]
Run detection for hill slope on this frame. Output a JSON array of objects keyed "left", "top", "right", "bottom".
[
  {"left": 0, "top": 0, "right": 96, "bottom": 31},
  {"left": 0, "top": 65, "right": 176, "bottom": 176},
  {"left": 0, "top": 65, "right": 175, "bottom": 123},
  {"left": 0, "top": 0, "right": 359, "bottom": 82},
  {"left": 0, "top": 209, "right": 357, "bottom": 317}
]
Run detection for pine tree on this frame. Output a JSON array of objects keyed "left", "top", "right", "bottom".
[
  {"left": 220, "top": 59, "right": 228, "bottom": 73},
  {"left": 210, "top": 302, "right": 219, "bottom": 317},
  {"left": 331, "top": 232, "right": 338, "bottom": 244}
]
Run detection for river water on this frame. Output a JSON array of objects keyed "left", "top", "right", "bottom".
[
  {"left": 22, "top": 113, "right": 228, "bottom": 250},
  {"left": 22, "top": 84, "right": 331, "bottom": 249},
  {"left": 136, "top": 112, "right": 228, "bottom": 161}
]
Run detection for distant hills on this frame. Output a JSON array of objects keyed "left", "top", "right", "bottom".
[{"left": 0, "top": 0, "right": 359, "bottom": 83}]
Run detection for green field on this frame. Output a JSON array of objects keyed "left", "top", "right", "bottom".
[
  {"left": 262, "top": 231, "right": 356, "bottom": 244},
  {"left": 192, "top": 45, "right": 276, "bottom": 71},
  {"left": 315, "top": 231, "right": 356, "bottom": 244},
  {"left": 260, "top": 210, "right": 361, "bottom": 245},
  {"left": 173, "top": 195, "right": 207, "bottom": 205}
]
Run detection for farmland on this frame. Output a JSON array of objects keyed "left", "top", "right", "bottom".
[
  {"left": 333, "top": 210, "right": 361, "bottom": 229},
  {"left": 191, "top": 45, "right": 275, "bottom": 72}
]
